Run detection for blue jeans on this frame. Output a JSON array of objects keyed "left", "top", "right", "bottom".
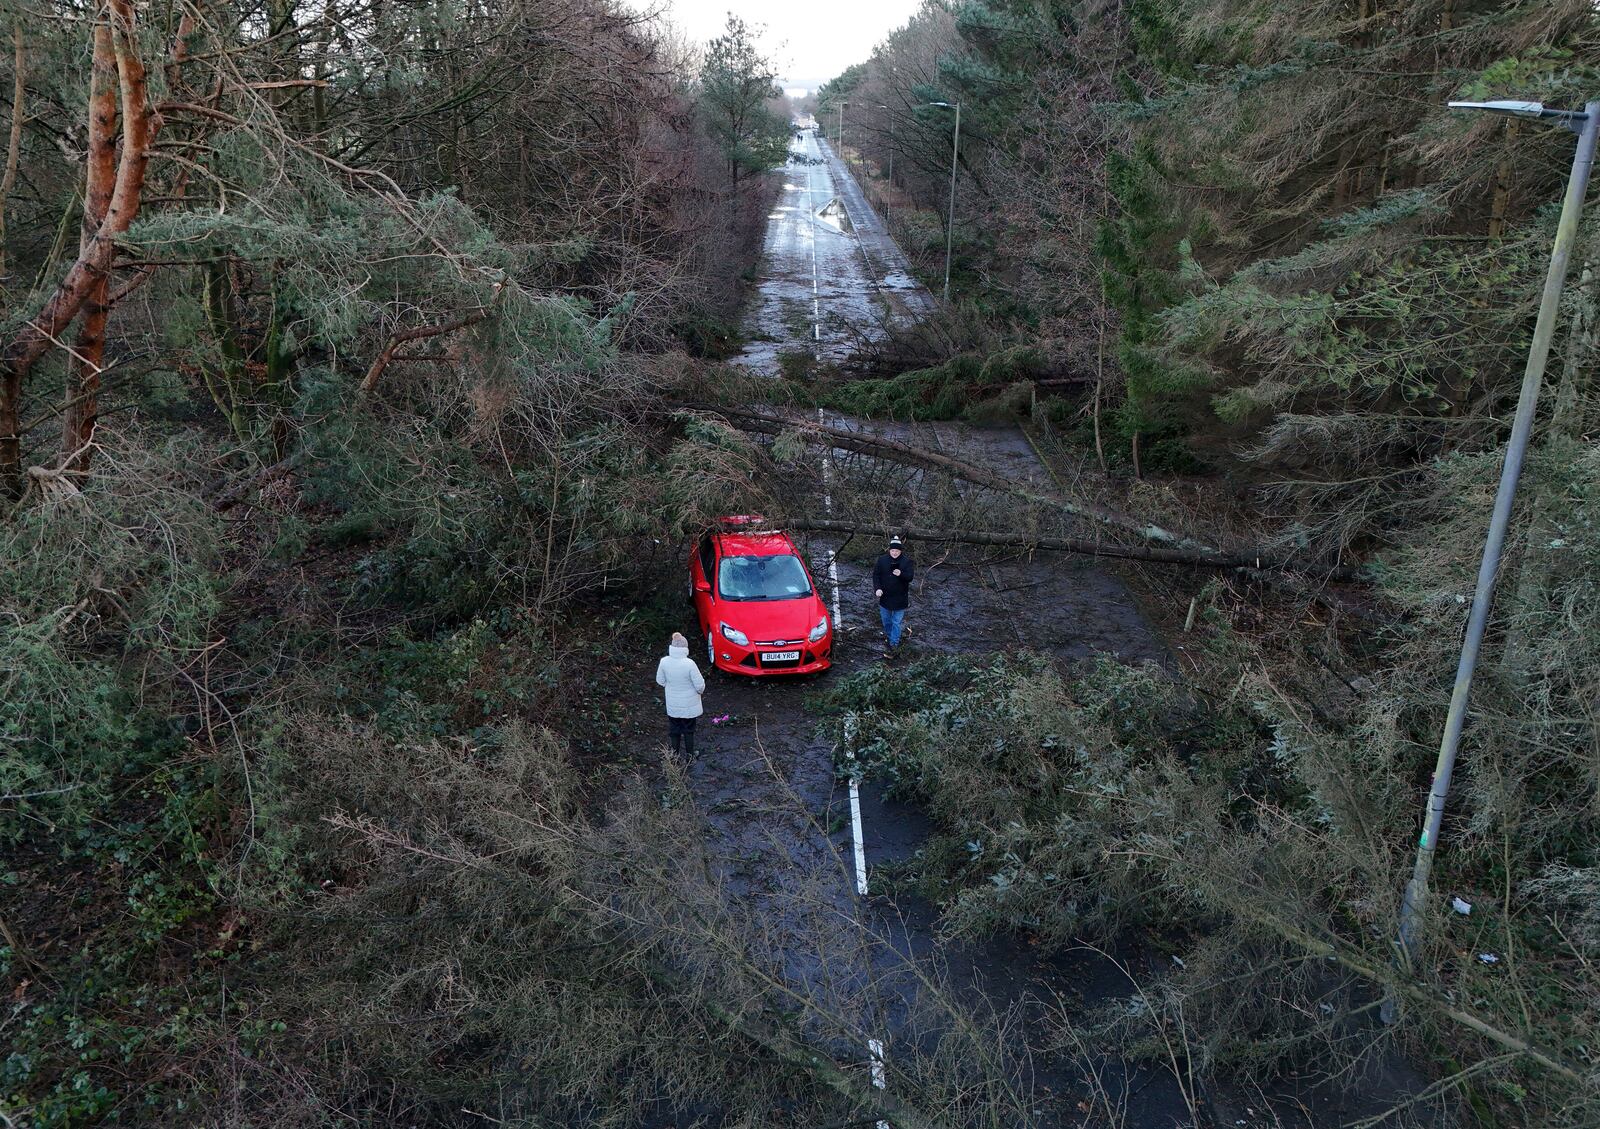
[{"left": 879, "top": 605, "right": 906, "bottom": 648}]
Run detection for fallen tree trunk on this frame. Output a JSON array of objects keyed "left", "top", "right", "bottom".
[
  {"left": 788, "top": 517, "right": 1389, "bottom": 623},
  {"left": 1226, "top": 900, "right": 1593, "bottom": 1089},
  {"left": 209, "top": 449, "right": 307, "bottom": 511},
  {"left": 689, "top": 403, "right": 1367, "bottom": 584},
  {"left": 787, "top": 517, "right": 1285, "bottom": 571}
]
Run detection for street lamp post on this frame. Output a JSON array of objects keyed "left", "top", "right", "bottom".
[
  {"left": 929, "top": 100, "right": 961, "bottom": 302},
  {"left": 1388, "top": 98, "right": 1599, "bottom": 1003},
  {"left": 836, "top": 101, "right": 846, "bottom": 152},
  {"left": 876, "top": 103, "right": 894, "bottom": 224}
]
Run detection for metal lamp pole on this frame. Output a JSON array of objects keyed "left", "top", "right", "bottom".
[
  {"left": 836, "top": 101, "right": 846, "bottom": 151},
  {"left": 877, "top": 103, "right": 894, "bottom": 224},
  {"left": 929, "top": 100, "right": 961, "bottom": 302},
  {"left": 1390, "top": 98, "right": 1600, "bottom": 986}
]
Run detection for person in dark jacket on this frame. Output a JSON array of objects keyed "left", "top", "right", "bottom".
[{"left": 872, "top": 536, "right": 914, "bottom": 659}]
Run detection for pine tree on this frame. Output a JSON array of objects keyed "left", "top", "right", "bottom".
[{"left": 699, "top": 15, "right": 792, "bottom": 198}]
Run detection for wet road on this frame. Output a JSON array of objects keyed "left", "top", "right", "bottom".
[
  {"left": 679, "top": 125, "right": 1408, "bottom": 1126},
  {"left": 677, "top": 413, "right": 1185, "bottom": 1125},
  {"left": 699, "top": 118, "right": 1203, "bottom": 1125},
  {"left": 735, "top": 128, "right": 936, "bottom": 374}
]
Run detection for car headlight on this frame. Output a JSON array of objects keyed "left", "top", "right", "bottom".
[
  {"left": 720, "top": 622, "right": 749, "bottom": 647},
  {"left": 809, "top": 617, "right": 829, "bottom": 643}
]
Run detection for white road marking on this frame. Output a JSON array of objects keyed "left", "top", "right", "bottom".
[
  {"left": 823, "top": 412, "right": 868, "bottom": 895},
  {"left": 806, "top": 132, "right": 822, "bottom": 360},
  {"left": 827, "top": 550, "right": 841, "bottom": 627},
  {"left": 811, "top": 151, "right": 889, "bottom": 1123},
  {"left": 844, "top": 712, "right": 869, "bottom": 897},
  {"left": 819, "top": 407, "right": 842, "bottom": 632}
]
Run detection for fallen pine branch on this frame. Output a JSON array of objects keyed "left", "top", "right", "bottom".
[
  {"left": 786, "top": 517, "right": 1390, "bottom": 624},
  {"left": 787, "top": 517, "right": 1316, "bottom": 572},
  {"left": 329, "top": 807, "right": 955, "bottom": 1129},
  {"left": 646, "top": 960, "right": 950, "bottom": 1129},
  {"left": 209, "top": 449, "right": 306, "bottom": 511},
  {"left": 359, "top": 299, "right": 497, "bottom": 394},
  {"left": 686, "top": 403, "right": 1367, "bottom": 584},
  {"left": 1223, "top": 898, "right": 1595, "bottom": 1089}
]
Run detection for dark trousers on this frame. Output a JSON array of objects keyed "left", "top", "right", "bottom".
[{"left": 668, "top": 716, "right": 697, "bottom": 757}]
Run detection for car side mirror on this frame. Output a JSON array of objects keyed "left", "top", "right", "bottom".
[{"left": 695, "top": 579, "right": 712, "bottom": 594}]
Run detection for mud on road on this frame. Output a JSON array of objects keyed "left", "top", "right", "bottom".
[
  {"left": 669, "top": 114, "right": 1431, "bottom": 1127},
  {"left": 656, "top": 409, "right": 1200, "bottom": 1126}
]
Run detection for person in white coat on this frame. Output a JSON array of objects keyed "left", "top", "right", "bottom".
[{"left": 655, "top": 631, "right": 706, "bottom": 757}]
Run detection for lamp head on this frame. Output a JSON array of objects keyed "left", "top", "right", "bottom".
[
  {"left": 1447, "top": 100, "right": 1546, "bottom": 119},
  {"left": 1448, "top": 100, "right": 1589, "bottom": 132}
]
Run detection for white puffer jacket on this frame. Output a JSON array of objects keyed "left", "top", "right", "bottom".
[{"left": 655, "top": 643, "right": 706, "bottom": 719}]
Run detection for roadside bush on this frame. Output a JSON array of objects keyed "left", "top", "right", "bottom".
[
  {"left": 1, "top": 431, "right": 219, "bottom": 837},
  {"left": 825, "top": 640, "right": 1599, "bottom": 1122}
]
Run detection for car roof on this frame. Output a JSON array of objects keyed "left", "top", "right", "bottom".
[{"left": 715, "top": 529, "right": 796, "bottom": 557}]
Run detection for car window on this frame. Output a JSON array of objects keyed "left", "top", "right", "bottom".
[{"left": 717, "top": 554, "right": 813, "bottom": 601}]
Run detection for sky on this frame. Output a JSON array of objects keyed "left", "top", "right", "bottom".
[{"left": 649, "top": 0, "right": 924, "bottom": 91}]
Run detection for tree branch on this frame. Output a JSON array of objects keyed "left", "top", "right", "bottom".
[
  {"left": 359, "top": 293, "right": 500, "bottom": 395},
  {"left": 690, "top": 404, "right": 1368, "bottom": 582}
]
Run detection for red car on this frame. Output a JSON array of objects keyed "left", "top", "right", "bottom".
[{"left": 690, "top": 517, "right": 833, "bottom": 675}]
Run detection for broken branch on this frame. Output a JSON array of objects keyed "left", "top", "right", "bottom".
[
  {"left": 693, "top": 404, "right": 1368, "bottom": 583},
  {"left": 359, "top": 295, "right": 499, "bottom": 394}
]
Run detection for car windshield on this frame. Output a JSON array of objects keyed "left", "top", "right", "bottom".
[{"left": 718, "top": 553, "right": 813, "bottom": 601}]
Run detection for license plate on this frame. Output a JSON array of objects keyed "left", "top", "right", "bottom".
[{"left": 763, "top": 650, "right": 801, "bottom": 663}]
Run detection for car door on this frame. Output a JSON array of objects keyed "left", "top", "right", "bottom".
[{"left": 692, "top": 533, "right": 717, "bottom": 645}]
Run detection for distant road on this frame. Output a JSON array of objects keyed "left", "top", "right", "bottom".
[{"left": 736, "top": 127, "right": 936, "bottom": 373}]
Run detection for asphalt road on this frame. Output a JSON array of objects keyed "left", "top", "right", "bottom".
[
  {"left": 736, "top": 127, "right": 934, "bottom": 374},
  {"left": 684, "top": 126, "right": 1429, "bottom": 1127},
  {"left": 678, "top": 419, "right": 1185, "bottom": 1126},
  {"left": 710, "top": 121, "right": 1196, "bottom": 1127}
]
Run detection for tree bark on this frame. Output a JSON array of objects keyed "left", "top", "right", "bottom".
[
  {"left": 1487, "top": 120, "right": 1517, "bottom": 241},
  {"left": 1, "top": 0, "right": 161, "bottom": 497},
  {"left": 692, "top": 403, "right": 1365, "bottom": 581},
  {"left": 0, "top": 23, "right": 24, "bottom": 293},
  {"left": 359, "top": 304, "right": 495, "bottom": 395},
  {"left": 61, "top": 16, "right": 120, "bottom": 469},
  {"left": 786, "top": 517, "right": 1313, "bottom": 571}
]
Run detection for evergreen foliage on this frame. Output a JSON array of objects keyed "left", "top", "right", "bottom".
[
  {"left": 810, "top": 2, "right": 1600, "bottom": 1121},
  {"left": 699, "top": 16, "right": 795, "bottom": 196},
  {"left": 4, "top": 0, "right": 1600, "bottom": 1121},
  {"left": 0, "top": 1, "right": 795, "bottom": 1121}
]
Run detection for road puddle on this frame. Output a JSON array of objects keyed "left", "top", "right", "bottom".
[{"left": 816, "top": 196, "right": 853, "bottom": 233}]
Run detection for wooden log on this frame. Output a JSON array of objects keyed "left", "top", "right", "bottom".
[
  {"left": 691, "top": 403, "right": 1368, "bottom": 583},
  {"left": 786, "top": 517, "right": 1286, "bottom": 571}
]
